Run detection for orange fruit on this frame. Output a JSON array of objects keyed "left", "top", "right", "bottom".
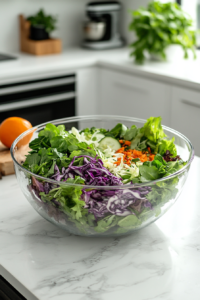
[{"left": 0, "top": 117, "right": 32, "bottom": 148}]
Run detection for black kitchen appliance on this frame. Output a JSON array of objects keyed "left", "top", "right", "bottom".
[
  {"left": 82, "top": 1, "right": 124, "bottom": 50},
  {"left": 0, "top": 276, "right": 26, "bottom": 300},
  {"left": 0, "top": 74, "right": 76, "bottom": 127}
]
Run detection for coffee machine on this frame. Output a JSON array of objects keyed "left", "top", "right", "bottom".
[{"left": 82, "top": 1, "right": 124, "bottom": 50}]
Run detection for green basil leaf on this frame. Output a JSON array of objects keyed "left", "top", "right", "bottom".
[{"left": 139, "top": 165, "right": 160, "bottom": 181}]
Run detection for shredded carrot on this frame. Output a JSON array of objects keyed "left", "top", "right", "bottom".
[
  {"left": 115, "top": 146, "right": 155, "bottom": 165},
  {"left": 124, "top": 141, "right": 131, "bottom": 146},
  {"left": 116, "top": 147, "right": 125, "bottom": 153},
  {"left": 114, "top": 157, "right": 122, "bottom": 165}
]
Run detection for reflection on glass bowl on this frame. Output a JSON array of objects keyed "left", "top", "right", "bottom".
[{"left": 11, "top": 116, "right": 194, "bottom": 237}]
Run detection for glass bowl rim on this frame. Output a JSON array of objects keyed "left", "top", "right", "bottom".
[{"left": 10, "top": 115, "right": 195, "bottom": 190}]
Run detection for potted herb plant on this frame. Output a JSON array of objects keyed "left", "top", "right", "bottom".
[
  {"left": 129, "top": 1, "right": 196, "bottom": 64},
  {"left": 27, "top": 9, "right": 57, "bottom": 41}
]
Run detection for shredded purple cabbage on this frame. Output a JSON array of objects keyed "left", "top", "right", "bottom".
[
  {"left": 63, "top": 155, "right": 123, "bottom": 186},
  {"left": 82, "top": 186, "right": 152, "bottom": 218},
  {"left": 32, "top": 176, "right": 44, "bottom": 192},
  {"left": 31, "top": 155, "right": 152, "bottom": 219},
  {"left": 48, "top": 155, "right": 123, "bottom": 187}
]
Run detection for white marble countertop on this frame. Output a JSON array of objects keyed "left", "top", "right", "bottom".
[
  {"left": 1, "top": 156, "right": 200, "bottom": 300},
  {"left": 1, "top": 47, "right": 200, "bottom": 90}
]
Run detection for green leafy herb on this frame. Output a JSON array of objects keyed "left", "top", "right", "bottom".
[
  {"left": 132, "top": 158, "right": 140, "bottom": 163},
  {"left": 40, "top": 176, "right": 85, "bottom": 219},
  {"left": 27, "top": 9, "right": 57, "bottom": 34},
  {"left": 130, "top": 129, "right": 144, "bottom": 149},
  {"left": 139, "top": 165, "right": 161, "bottom": 182},
  {"left": 118, "top": 215, "right": 140, "bottom": 227},
  {"left": 94, "top": 215, "right": 119, "bottom": 233},
  {"left": 129, "top": 1, "right": 196, "bottom": 64},
  {"left": 109, "top": 123, "right": 127, "bottom": 138},
  {"left": 146, "top": 176, "right": 179, "bottom": 216},
  {"left": 123, "top": 125, "right": 138, "bottom": 141},
  {"left": 29, "top": 136, "right": 51, "bottom": 151},
  {"left": 50, "top": 136, "right": 68, "bottom": 153}
]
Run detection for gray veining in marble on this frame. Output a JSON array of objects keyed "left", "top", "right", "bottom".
[{"left": 1, "top": 157, "right": 200, "bottom": 300}]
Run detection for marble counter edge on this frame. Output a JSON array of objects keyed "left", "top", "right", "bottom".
[
  {"left": 0, "top": 61, "right": 96, "bottom": 85},
  {"left": 1, "top": 48, "right": 200, "bottom": 91},
  {"left": 0, "top": 264, "right": 38, "bottom": 300}
]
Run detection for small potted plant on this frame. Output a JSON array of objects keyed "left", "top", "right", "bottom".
[
  {"left": 129, "top": 1, "right": 196, "bottom": 64},
  {"left": 27, "top": 9, "right": 57, "bottom": 41}
]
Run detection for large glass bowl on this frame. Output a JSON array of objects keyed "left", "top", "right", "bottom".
[{"left": 11, "top": 115, "right": 194, "bottom": 237}]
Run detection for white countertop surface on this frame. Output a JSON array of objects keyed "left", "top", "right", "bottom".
[
  {"left": 1, "top": 156, "right": 200, "bottom": 300},
  {"left": 1, "top": 47, "right": 200, "bottom": 90}
]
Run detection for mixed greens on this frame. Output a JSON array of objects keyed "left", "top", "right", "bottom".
[{"left": 23, "top": 117, "right": 186, "bottom": 235}]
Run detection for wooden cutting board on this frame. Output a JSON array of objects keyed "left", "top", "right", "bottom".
[{"left": 0, "top": 142, "right": 15, "bottom": 176}]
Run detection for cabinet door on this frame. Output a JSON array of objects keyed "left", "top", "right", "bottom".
[
  {"left": 99, "top": 68, "right": 171, "bottom": 126},
  {"left": 76, "top": 67, "right": 99, "bottom": 116},
  {"left": 171, "top": 86, "right": 200, "bottom": 156}
]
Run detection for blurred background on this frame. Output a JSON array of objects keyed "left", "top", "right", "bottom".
[
  {"left": 0, "top": 0, "right": 200, "bottom": 177},
  {"left": 0, "top": 0, "right": 150, "bottom": 52},
  {"left": 1, "top": 0, "right": 199, "bottom": 52},
  {"left": 1, "top": 0, "right": 200, "bottom": 52}
]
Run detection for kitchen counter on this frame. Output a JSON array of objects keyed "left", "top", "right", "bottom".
[
  {"left": 1, "top": 47, "right": 200, "bottom": 90},
  {"left": 1, "top": 156, "right": 200, "bottom": 300}
]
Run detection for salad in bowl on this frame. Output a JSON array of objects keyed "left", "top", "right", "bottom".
[{"left": 11, "top": 115, "right": 194, "bottom": 236}]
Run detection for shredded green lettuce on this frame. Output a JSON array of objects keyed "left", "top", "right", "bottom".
[{"left": 143, "top": 116, "right": 166, "bottom": 143}]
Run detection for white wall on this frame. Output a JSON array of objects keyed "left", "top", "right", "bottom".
[
  {"left": 121, "top": 0, "right": 150, "bottom": 44},
  {"left": 0, "top": 0, "right": 149, "bottom": 53},
  {"left": 181, "top": 0, "right": 197, "bottom": 28}
]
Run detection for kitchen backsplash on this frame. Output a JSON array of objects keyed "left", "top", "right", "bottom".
[{"left": 0, "top": 0, "right": 149, "bottom": 53}]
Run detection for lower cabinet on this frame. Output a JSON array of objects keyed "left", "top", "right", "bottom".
[
  {"left": 99, "top": 68, "right": 171, "bottom": 127},
  {"left": 76, "top": 67, "right": 99, "bottom": 116},
  {"left": 171, "top": 86, "right": 200, "bottom": 156}
]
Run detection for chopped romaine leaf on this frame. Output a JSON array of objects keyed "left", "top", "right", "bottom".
[{"left": 143, "top": 116, "right": 166, "bottom": 143}]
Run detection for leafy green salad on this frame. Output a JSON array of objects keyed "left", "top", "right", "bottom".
[{"left": 23, "top": 116, "right": 186, "bottom": 235}]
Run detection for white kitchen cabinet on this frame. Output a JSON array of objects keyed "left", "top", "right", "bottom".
[
  {"left": 171, "top": 86, "right": 200, "bottom": 156},
  {"left": 76, "top": 67, "right": 99, "bottom": 116},
  {"left": 99, "top": 68, "right": 171, "bottom": 126}
]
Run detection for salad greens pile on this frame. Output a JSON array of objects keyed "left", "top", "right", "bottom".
[{"left": 23, "top": 116, "right": 186, "bottom": 235}]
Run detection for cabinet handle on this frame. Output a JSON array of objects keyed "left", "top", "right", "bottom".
[
  {"left": 0, "top": 92, "right": 76, "bottom": 112},
  {"left": 114, "top": 82, "right": 148, "bottom": 95},
  {"left": 181, "top": 99, "right": 200, "bottom": 109}
]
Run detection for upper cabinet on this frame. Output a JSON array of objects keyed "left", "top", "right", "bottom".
[
  {"left": 171, "top": 86, "right": 200, "bottom": 156},
  {"left": 99, "top": 68, "right": 171, "bottom": 127}
]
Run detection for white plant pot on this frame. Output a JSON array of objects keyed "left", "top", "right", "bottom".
[
  {"left": 150, "top": 45, "right": 193, "bottom": 63},
  {"left": 165, "top": 45, "right": 185, "bottom": 62}
]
